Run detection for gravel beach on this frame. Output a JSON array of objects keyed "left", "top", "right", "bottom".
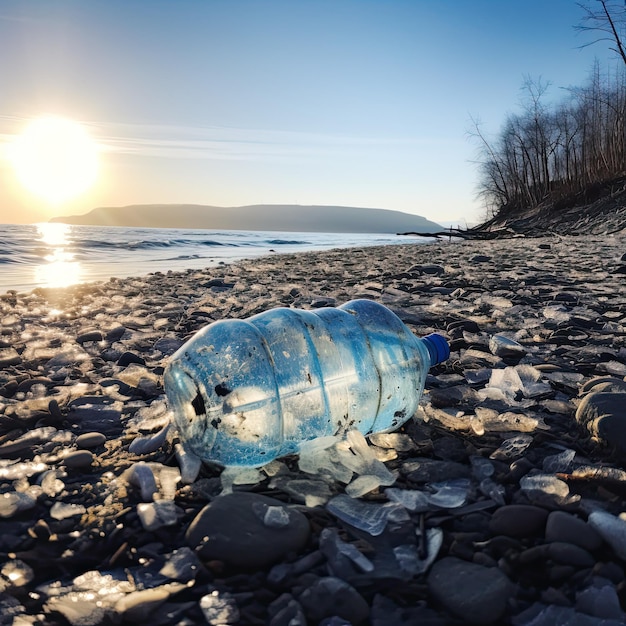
[{"left": 1, "top": 233, "right": 626, "bottom": 625}]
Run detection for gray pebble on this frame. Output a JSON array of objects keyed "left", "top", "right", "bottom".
[
  {"left": 489, "top": 505, "right": 548, "bottom": 538},
  {"left": 76, "top": 330, "right": 104, "bottom": 344},
  {"left": 63, "top": 450, "right": 94, "bottom": 469},
  {"left": 545, "top": 511, "right": 603, "bottom": 552},
  {"left": 185, "top": 492, "right": 310, "bottom": 570},
  {"left": 0, "top": 348, "right": 21, "bottom": 367},
  {"left": 428, "top": 556, "right": 512, "bottom": 624},
  {"left": 75, "top": 432, "right": 107, "bottom": 449},
  {"left": 588, "top": 510, "right": 626, "bottom": 561},
  {"left": 298, "top": 576, "right": 369, "bottom": 625}
]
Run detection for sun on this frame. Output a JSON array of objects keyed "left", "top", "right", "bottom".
[{"left": 9, "top": 116, "right": 99, "bottom": 206}]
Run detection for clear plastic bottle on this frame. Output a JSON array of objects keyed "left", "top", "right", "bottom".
[{"left": 164, "top": 299, "right": 449, "bottom": 467}]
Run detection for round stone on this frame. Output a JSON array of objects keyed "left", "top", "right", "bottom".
[
  {"left": 76, "top": 330, "right": 104, "bottom": 344},
  {"left": 185, "top": 492, "right": 310, "bottom": 570},
  {"left": 489, "top": 505, "right": 548, "bottom": 538},
  {"left": 576, "top": 392, "right": 626, "bottom": 456},
  {"left": 75, "top": 432, "right": 107, "bottom": 449},
  {"left": 298, "top": 576, "right": 369, "bottom": 624},
  {"left": 588, "top": 510, "right": 626, "bottom": 560},
  {"left": 428, "top": 556, "right": 512, "bottom": 624},
  {"left": 545, "top": 511, "right": 603, "bottom": 552},
  {"left": 63, "top": 450, "right": 94, "bottom": 469}
]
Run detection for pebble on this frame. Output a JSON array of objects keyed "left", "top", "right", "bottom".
[
  {"left": 185, "top": 492, "right": 310, "bottom": 569},
  {"left": 576, "top": 389, "right": 626, "bottom": 457},
  {"left": 488, "top": 504, "right": 549, "bottom": 537},
  {"left": 63, "top": 449, "right": 94, "bottom": 469},
  {"left": 428, "top": 556, "right": 512, "bottom": 624},
  {"left": 545, "top": 511, "right": 603, "bottom": 552},
  {"left": 297, "top": 576, "right": 370, "bottom": 625},
  {"left": 76, "top": 330, "right": 104, "bottom": 344},
  {"left": 588, "top": 510, "right": 626, "bottom": 561},
  {"left": 75, "top": 432, "right": 107, "bottom": 449}
]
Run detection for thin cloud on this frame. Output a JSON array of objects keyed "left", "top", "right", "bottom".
[
  {"left": 94, "top": 121, "right": 428, "bottom": 161},
  {"left": 0, "top": 115, "right": 432, "bottom": 162}
]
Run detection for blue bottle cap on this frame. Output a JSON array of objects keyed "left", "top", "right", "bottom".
[{"left": 422, "top": 333, "right": 450, "bottom": 366}]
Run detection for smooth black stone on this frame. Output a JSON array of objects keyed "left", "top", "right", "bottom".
[
  {"left": 428, "top": 557, "right": 512, "bottom": 624},
  {"left": 185, "top": 492, "right": 310, "bottom": 570},
  {"left": 76, "top": 330, "right": 105, "bottom": 344},
  {"left": 298, "top": 577, "right": 369, "bottom": 625},
  {"left": 117, "top": 352, "right": 146, "bottom": 367},
  {"left": 489, "top": 505, "right": 548, "bottom": 538},
  {"left": 545, "top": 511, "right": 603, "bottom": 552}
]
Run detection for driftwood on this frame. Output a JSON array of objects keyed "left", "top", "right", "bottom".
[{"left": 397, "top": 227, "right": 522, "bottom": 240}]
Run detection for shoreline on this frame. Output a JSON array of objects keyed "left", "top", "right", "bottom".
[
  {"left": 1, "top": 224, "right": 434, "bottom": 295},
  {"left": 2, "top": 234, "right": 626, "bottom": 624}
]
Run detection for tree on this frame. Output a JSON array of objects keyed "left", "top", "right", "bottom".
[{"left": 577, "top": 0, "right": 626, "bottom": 66}]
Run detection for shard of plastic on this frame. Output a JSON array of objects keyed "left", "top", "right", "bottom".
[
  {"left": 520, "top": 473, "right": 580, "bottom": 506},
  {"left": 394, "top": 528, "right": 442, "bottom": 575},
  {"left": 326, "top": 494, "right": 408, "bottom": 536},
  {"left": 490, "top": 434, "right": 534, "bottom": 461},
  {"left": 319, "top": 527, "right": 375, "bottom": 573},
  {"left": 542, "top": 449, "right": 576, "bottom": 473}
]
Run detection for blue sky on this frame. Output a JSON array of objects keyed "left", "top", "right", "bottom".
[{"left": 0, "top": 0, "right": 616, "bottom": 225}]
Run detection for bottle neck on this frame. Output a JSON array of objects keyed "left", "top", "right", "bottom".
[{"left": 422, "top": 333, "right": 450, "bottom": 367}]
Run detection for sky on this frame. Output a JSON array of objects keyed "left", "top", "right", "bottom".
[{"left": 0, "top": 0, "right": 618, "bottom": 226}]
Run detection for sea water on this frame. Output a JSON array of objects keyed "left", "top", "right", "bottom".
[{"left": 0, "top": 223, "right": 431, "bottom": 294}]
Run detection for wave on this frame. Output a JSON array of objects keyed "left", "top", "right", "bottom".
[
  {"left": 161, "top": 254, "right": 210, "bottom": 261},
  {"left": 265, "top": 239, "right": 311, "bottom": 245},
  {"left": 71, "top": 237, "right": 234, "bottom": 251}
]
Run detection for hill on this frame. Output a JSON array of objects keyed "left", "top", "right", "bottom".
[
  {"left": 471, "top": 176, "right": 626, "bottom": 238},
  {"left": 50, "top": 204, "right": 442, "bottom": 233}
]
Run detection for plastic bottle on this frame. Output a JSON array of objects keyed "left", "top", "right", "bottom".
[{"left": 164, "top": 299, "right": 449, "bottom": 467}]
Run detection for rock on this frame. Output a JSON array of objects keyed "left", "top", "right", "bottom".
[
  {"left": 545, "top": 511, "right": 603, "bottom": 552},
  {"left": 114, "top": 586, "right": 171, "bottom": 621},
  {"left": 547, "top": 542, "right": 595, "bottom": 568},
  {"left": 580, "top": 376, "right": 626, "bottom": 394},
  {"left": 575, "top": 581, "right": 625, "bottom": 621},
  {"left": 428, "top": 557, "right": 512, "bottom": 624},
  {"left": 489, "top": 505, "right": 548, "bottom": 538},
  {"left": 409, "top": 264, "right": 445, "bottom": 275},
  {"left": 576, "top": 390, "right": 626, "bottom": 456},
  {"left": 298, "top": 576, "right": 369, "bottom": 625},
  {"left": 153, "top": 337, "right": 184, "bottom": 355},
  {"left": 63, "top": 450, "right": 94, "bottom": 469},
  {"left": 588, "top": 510, "right": 626, "bottom": 561},
  {"left": 137, "top": 501, "right": 180, "bottom": 531},
  {"left": 199, "top": 590, "right": 240, "bottom": 624},
  {"left": 76, "top": 330, "right": 104, "bottom": 344},
  {"left": 185, "top": 492, "right": 310, "bottom": 570},
  {"left": 0, "top": 348, "right": 21, "bottom": 367},
  {"left": 105, "top": 325, "right": 127, "bottom": 342},
  {"left": 68, "top": 400, "right": 122, "bottom": 436},
  {"left": 429, "top": 386, "right": 479, "bottom": 409},
  {"left": 117, "top": 352, "right": 146, "bottom": 367},
  {"left": 75, "top": 432, "right": 107, "bottom": 449},
  {"left": 403, "top": 458, "right": 471, "bottom": 484}
]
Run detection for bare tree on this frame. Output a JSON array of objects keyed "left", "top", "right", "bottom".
[{"left": 577, "top": 0, "right": 626, "bottom": 65}]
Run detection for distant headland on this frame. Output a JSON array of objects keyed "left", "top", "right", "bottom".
[{"left": 50, "top": 204, "right": 443, "bottom": 234}]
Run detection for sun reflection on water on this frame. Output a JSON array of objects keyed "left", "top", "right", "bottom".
[{"left": 34, "top": 223, "right": 82, "bottom": 288}]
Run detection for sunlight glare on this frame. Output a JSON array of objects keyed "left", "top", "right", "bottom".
[
  {"left": 34, "top": 222, "right": 82, "bottom": 288},
  {"left": 36, "top": 222, "right": 70, "bottom": 247},
  {"left": 9, "top": 117, "right": 99, "bottom": 206}
]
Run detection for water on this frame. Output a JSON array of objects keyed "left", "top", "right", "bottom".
[{"left": 0, "top": 223, "right": 431, "bottom": 294}]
